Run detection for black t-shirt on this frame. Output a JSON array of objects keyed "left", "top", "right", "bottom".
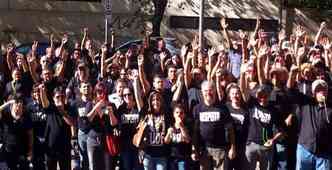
[
  {"left": 226, "top": 102, "right": 249, "bottom": 146},
  {"left": 118, "top": 104, "right": 142, "bottom": 150},
  {"left": 1, "top": 110, "right": 32, "bottom": 154},
  {"left": 142, "top": 113, "right": 171, "bottom": 157},
  {"left": 4, "top": 76, "right": 32, "bottom": 100},
  {"left": 44, "top": 104, "right": 72, "bottom": 152},
  {"left": 193, "top": 102, "right": 233, "bottom": 149},
  {"left": 72, "top": 99, "right": 93, "bottom": 133},
  {"left": 168, "top": 127, "right": 191, "bottom": 160},
  {"left": 246, "top": 97, "right": 284, "bottom": 145},
  {"left": 27, "top": 101, "right": 47, "bottom": 140}
]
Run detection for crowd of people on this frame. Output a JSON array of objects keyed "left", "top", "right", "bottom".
[{"left": 0, "top": 16, "right": 331, "bottom": 170}]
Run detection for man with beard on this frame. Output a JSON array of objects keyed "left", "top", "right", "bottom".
[
  {"left": 191, "top": 81, "right": 236, "bottom": 170},
  {"left": 4, "top": 68, "right": 32, "bottom": 101},
  {"left": 288, "top": 78, "right": 332, "bottom": 170},
  {"left": 66, "top": 62, "right": 92, "bottom": 102}
]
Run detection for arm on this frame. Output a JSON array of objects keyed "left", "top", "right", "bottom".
[
  {"left": 172, "top": 73, "right": 184, "bottom": 102},
  {"left": 215, "top": 69, "right": 224, "bottom": 102},
  {"left": 164, "top": 127, "right": 174, "bottom": 144},
  {"left": 60, "top": 109, "right": 75, "bottom": 127},
  {"left": 220, "top": 17, "right": 232, "bottom": 49},
  {"left": 252, "top": 16, "right": 261, "bottom": 40},
  {"left": 100, "top": 44, "right": 108, "bottom": 79},
  {"left": 227, "top": 126, "right": 236, "bottom": 160},
  {"left": 180, "top": 45, "right": 189, "bottom": 67},
  {"left": 240, "top": 30, "right": 249, "bottom": 62},
  {"left": 54, "top": 50, "right": 67, "bottom": 79},
  {"left": 257, "top": 46, "right": 268, "bottom": 85},
  {"left": 81, "top": 28, "right": 88, "bottom": 50},
  {"left": 49, "top": 34, "right": 55, "bottom": 55},
  {"left": 240, "top": 64, "right": 249, "bottom": 102},
  {"left": 287, "top": 65, "right": 298, "bottom": 89},
  {"left": 315, "top": 22, "right": 326, "bottom": 46},
  {"left": 133, "top": 77, "right": 144, "bottom": 111},
  {"left": 107, "top": 106, "right": 118, "bottom": 126},
  {"left": 26, "top": 129, "right": 33, "bottom": 161},
  {"left": 137, "top": 54, "right": 151, "bottom": 96},
  {"left": 179, "top": 124, "right": 191, "bottom": 143},
  {"left": 160, "top": 52, "right": 168, "bottom": 74},
  {"left": 0, "top": 100, "right": 15, "bottom": 119},
  {"left": 191, "top": 35, "right": 199, "bottom": 67},
  {"left": 207, "top": 47, "right": 216, "bottom": 81},
  {"left": 28, "top": 41, "right": 40, "bottom": 83},
  {"left": 184, "top": 54, "right": 193, "bottom": 89},
  {"left": 6, "top": 44, "right": 15, "bottom": 71},
  {"left": 39, "top": 84, "right": 50, "bottom": 109},
  {"left": 86, "top": 101, "right": 103, "bottom": 122}
]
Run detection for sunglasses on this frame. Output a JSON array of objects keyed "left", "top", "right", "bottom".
[
  {"left": 123, "top": 93, "right": 132, "bottom": 97},
  {"left": 54, "top": 94, "right": 64, "bottom": 98}
]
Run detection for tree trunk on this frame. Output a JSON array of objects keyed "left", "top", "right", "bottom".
[{"left": 151, "top": 0, "right": 168, "bottom": 37}]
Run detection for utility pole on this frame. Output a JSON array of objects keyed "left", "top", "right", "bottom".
[
  {"left": 199, "top": 0, "right": 205, "bottom": 49},
  {"left": 104, "top": 0, "right": 112, "bottom": 43}
]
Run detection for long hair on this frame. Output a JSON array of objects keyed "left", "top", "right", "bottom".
[{"left": 147, "top": 91, "right": 164, "bottom": 114}]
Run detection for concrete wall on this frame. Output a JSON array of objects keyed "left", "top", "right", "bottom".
[{"left": 0, "top": 0, "right": 331, "bottom": 49}]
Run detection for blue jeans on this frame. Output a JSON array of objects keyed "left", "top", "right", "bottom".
[
  {"left": 296, "top": 144, "right": 331, "bottom": 170},
  {"left": 78, "top": 130, "right": 89, "bottom": 170},
  {"left": 170, "top": 158, "right": 186, "bottom": 170},
  {"left": 142, "top": 154, "right": 167, "bottom": 170},
  {"left": 121, "top": 148, "right": 139, "bottom": 170},
  {"left": 275, "top": 143, "right": 287, "bottom": 170},
  {"left": 87, "top": 135, "right": 105, "bottom": 170}
]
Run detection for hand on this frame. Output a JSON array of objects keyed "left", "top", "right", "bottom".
[
  {"left": 322, "top": 37, "right": 331, "bottom": 50},
  {"left": 295, "top": 25, "right": 306, "bottom": 38},
  {"left": 83, "top": 27, "right": 88, "bottom": 35},
  {"left": 167, "top": 127, "right": 174, "bottom": 135},
  {"left": 258, "top": 45, "right": 269, "bottom": 58},
  {"left": 297, "top": 47, "right": 306, "bottom": 57},
  {"left": 239, "top": 29, "right": 247, "bottom": 40},
  {"left": 38, "top": 83, "right": 46, "bottom": 92},
  {"left": 160, "top": 52, "right": 167, "bottom": 62},
  {"left": 32, "top": 41, "right": 38, "bottom": 52},
  {"left": 106, "top": 105, "right": 114, "bottom": 115},
  {"left": 137, "top": 54, "right": 144, "bottom": 66},
  {"left": 101, "top": 44, "right": 107, "bottom": 54},
  {"left": 191, "top": 152, "right": 199, "bottom": 161},
  {"left": 220, "top": 17, "right": 228, "bottom": 29},
  {"left": 290, "top": 65, "right": 299, "bottom": 73},
  {"left": 216, "top": 68, "right": 223, "bottom": 77},
  {"left": 7, "top": 43, "right": 14, "bottom": 54},
  {"left": 228, "top": 147, "right": 236, "bottom": 160},
  {"left": 320, "top": 21, "right": 327, "bottom": 30},
  {"left": 7, "top": 100, "right": 15, "bottom": 105},
  {"left": 180, "top": 45, "right": 188, "bottom": 57},
  {"left": 208, "top": 47, "right": 217, "bottom": 58},
  {"left": 263, "top": 139, "right": 274, "bottom": 148},
  {"left": 255, "top": 16, "right": 262, "bottom": 30},
  {"left": 249, "top": 38, "right": 259, "bottom": 47},
  {"left": 62, "top": 34, "right": 68, "bottom": 44},
  {"left": 50, "top": 34, "right": 54, "bottom": 42},
  {"left": 278, "top": 30, "right": 286, "bottom": 41},
  {"left": 192, "top": 35, "right": 199, "bottom": 51},
  {"left": 285, "top": 114, "right": 293, "bottom": 126}
]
